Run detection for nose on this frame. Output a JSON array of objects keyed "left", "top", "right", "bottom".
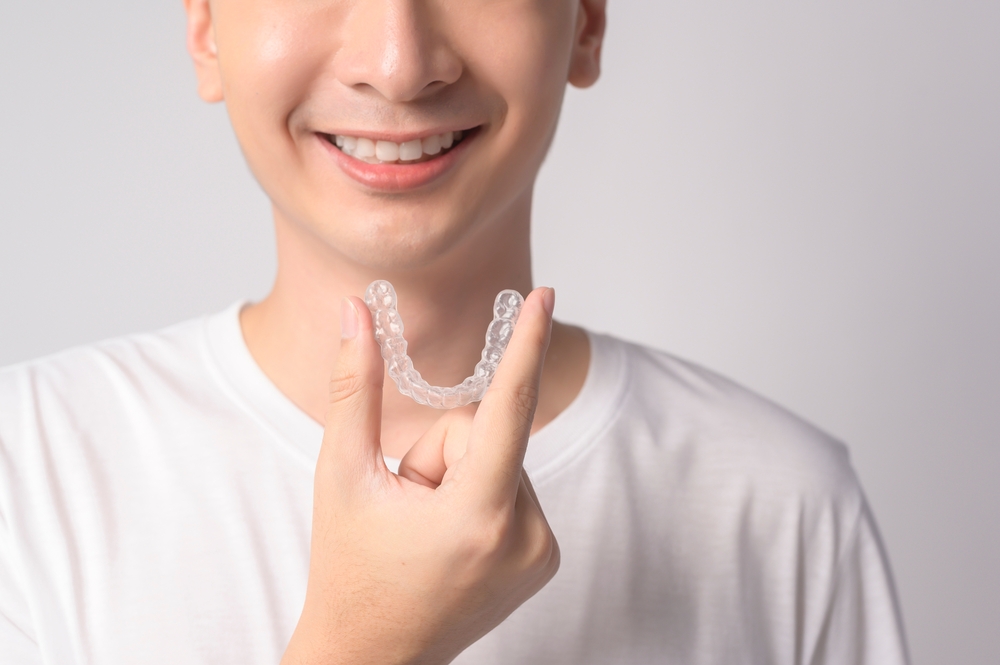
[{"left": 334, "top": 0, "right": 462, "bottom": 103}]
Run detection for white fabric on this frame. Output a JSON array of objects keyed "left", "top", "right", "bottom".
[{"left": 0, "top": 303, "right": 909, "bottom": 664}]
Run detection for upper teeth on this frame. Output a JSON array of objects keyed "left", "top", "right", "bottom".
[{"left": 333, "top": 131, "right": 464, "bottom": 163}]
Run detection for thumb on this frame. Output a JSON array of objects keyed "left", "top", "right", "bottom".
[{"left": 320, "top": 296, "right": 386, "bottom": 489}]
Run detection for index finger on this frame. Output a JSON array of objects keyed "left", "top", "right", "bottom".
[{"left": 460, "top": 286, "right": 554, "bottom": 508}]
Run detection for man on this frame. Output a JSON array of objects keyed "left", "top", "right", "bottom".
[{"left": 0, "top": 1, "right": 909, "bottom": 663}]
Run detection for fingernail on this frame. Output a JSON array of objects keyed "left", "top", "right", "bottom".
[
  {"left": 542, "top": 287, "right": 555, "bottom": 316},
  {"left": 340, "top": 298, "right": 358, "bottom": 339}
]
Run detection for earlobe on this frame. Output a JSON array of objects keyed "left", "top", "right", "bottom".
[
  {"left": 568, "top": 0, "right": 607, "bottom": 89},
  {"left": 183, "top": 0, "right": 224, "bottom": 102}
]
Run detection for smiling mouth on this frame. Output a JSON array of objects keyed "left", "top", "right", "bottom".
[{"left": 322, "top": 129, "right": 474, "bottom": 165}]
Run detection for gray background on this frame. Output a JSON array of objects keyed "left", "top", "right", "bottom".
[{"left": 1, "top": 2, "right": 997, "bottom": 663}]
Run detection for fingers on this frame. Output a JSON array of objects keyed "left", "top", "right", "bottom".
[
  {"left": 319, "top": 296, "right": 387, "bottom": 489},
  {"left": 519, "top": 467, "right": 542, "bottom": 512},
  {"left": 396, "top": 407, "right": 475, "bottom": 489},
  {"left": 512, "top": 471, "right": 561, "bottom": 590},
  {"left": 463, "top": 287, "right": 554, "bottom": 508}
]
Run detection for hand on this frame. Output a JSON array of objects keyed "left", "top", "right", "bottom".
[{"left": 281, "top": 288, "right": 560, "bottom": 665}]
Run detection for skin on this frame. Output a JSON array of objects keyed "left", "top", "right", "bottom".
[{"left": 183, "top": 0, "right": 606, "bottom": 661}]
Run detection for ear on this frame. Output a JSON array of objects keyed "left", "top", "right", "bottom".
[
  {"left": 567, "top": 0, "right": 607, "bottom": 89},
  {"left": 184, "top": 0, "right": 223, "bottom": 102}
]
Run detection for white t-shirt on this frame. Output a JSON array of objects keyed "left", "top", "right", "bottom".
[{"left": 0, "top": 304, "right": 909, "bottom": 664}]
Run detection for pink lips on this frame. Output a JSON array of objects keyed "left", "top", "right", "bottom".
[{"left": 319, "top": 129, "right": 477, "bottom": 192}]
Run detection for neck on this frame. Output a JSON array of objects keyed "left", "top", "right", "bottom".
[{"left": 240, "top": 194, "right": 588, "bottom": 459}]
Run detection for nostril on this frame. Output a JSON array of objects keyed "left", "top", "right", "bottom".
[{"left": 331, "top": 1, "right": 463, "bottom": 103}]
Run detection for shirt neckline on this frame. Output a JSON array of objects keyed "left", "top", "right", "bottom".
[
  {"left": 523, "top": 331, "right": 629, "bottom": 484},
  {"left": 203, "top": 302, "right": 324, "bottom": 463},
  {"left": 202, "top": 302, "right": 628, "bottom": 478}
]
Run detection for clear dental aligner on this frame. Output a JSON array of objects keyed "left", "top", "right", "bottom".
[{"left": 364, "top": 280, "right": 524, "bottom": 409}]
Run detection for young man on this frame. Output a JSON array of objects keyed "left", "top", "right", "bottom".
[{"left": 0, "top": 1, "right": 909, "bottom": 663}]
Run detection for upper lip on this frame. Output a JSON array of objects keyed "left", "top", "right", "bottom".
[{"left": 317, "top": 125, "right": 480, "bottom": 143}]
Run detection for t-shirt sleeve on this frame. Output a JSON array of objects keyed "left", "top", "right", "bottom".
[
  {"left": 810, "top": 497, "right": 911, "bottom": 665},
  {"left": 0, "top": 514, "right": 44, "bottom": 665}
]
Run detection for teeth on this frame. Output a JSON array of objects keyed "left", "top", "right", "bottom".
[
  {"left": 375, "top": 140, "right": 399, "bottom": 161},
  {"left": 355, "top": 137, "right": 376, "bottom": 159},
  {"left": 399, "top": 139, "right": 423, "bottom": 161},
  {"left": 332, "top": 130, "right": 469, "bottom": 163},
  {"left": 422, "top": 134, "right": 441, "bottom": 155}
]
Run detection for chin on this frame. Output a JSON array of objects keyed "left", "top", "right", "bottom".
[
  {"left": 350, "top": 242, "right": 445, "bottom": 272},
  {"left": 287, "top": 185, "right": 506, "bottom": 273},
  {"left": 337, "top": 214, "right": 478, "bottom": 273}
]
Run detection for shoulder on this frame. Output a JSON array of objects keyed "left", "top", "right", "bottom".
[
  {"left": 0, "top": 313, "right": 221, "bottom": 453},
  {"left": 1, "top": 314, "right": 210, "bottom": 394},
  {"left": 596, "top": 333, "right": 860, "bottom": 507}
]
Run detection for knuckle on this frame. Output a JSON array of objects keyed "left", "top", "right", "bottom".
[
  {"left": 524, "top": 519, "right": 558, "bottom": 574},
  {"left": 501, "top": 382, "right": 539, "bottom": 426},
  {"left": 483, "top": 511, "right": 516, "bottom": 552},
  {"left": 464, "top": 508, "right": 515, "bottom": 558},
  {"left": 328, "top": 368, "right": 369, "bottom": 405},
  {"left": 546, "top": 536, "right": 561, "bottom": 577}
]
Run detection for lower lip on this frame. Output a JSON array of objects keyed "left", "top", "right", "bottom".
[{"left": 319, "top": 131, "right": 476, "bottom": 192}]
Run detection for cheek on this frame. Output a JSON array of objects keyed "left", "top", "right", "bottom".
[
  {"left": 469, "top": 4, "right": 574, "bottom": 119},
  {"left": 459, "top": 3, "right": 577, "bottom": 182},
  {"left": 214, "top": 3, "right": 335, "bottom": 154}
]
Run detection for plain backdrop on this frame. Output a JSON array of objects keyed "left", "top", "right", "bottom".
[{"left": 1, "top": 2, "right": 998, "bottom": 663}]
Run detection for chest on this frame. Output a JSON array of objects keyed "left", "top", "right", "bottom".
[{"left": 21, "top": 440, "right": 796, "bottom": 665}]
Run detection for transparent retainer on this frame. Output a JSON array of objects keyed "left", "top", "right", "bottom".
[{"left": 364, "top": 280, "right": 524, "bottom": 409}]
